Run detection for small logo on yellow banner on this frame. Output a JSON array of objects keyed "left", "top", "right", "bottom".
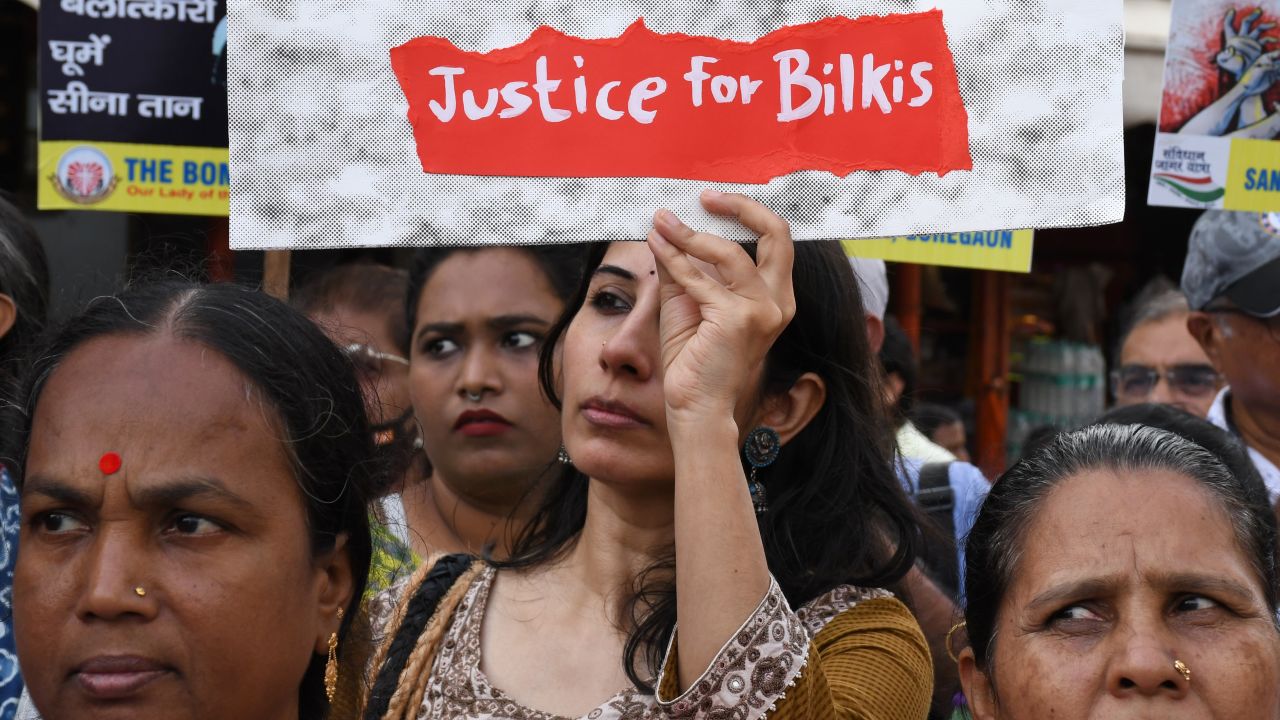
[
  {"left": 843, "top": 230, "right": 1034, "bottom": 273},
  {"left": 48, "top": 145, "right": 120, "bottom": 205},
  {"left": 38, "top": 141, "right": 229, "bottom": 217}
]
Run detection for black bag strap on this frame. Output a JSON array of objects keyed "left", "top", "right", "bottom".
[
  {"left": 917, "top": 462, "right": 956, "bottom": 540},
  {"left": 363, "top": 553, "right": 475, "bottom": 720},
  {"left": 916, "top": 462, "right": 960, "bottom": 599}
]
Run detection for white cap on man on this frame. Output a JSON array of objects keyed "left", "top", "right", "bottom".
[{"left": 849, "top": 256, "right": 889, "bottom": 321}]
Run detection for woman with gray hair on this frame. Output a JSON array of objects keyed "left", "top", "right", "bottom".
[{"left": 958, "top": 422, "right": 1280, "bottom": 719}]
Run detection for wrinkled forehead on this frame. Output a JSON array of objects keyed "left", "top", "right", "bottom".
[
  {"left": 309, "top": 307, "right": 394, "bottom": 351},
  {"left": 26, "top": 333, "right": 291, "bottom": 493},
  {"left": 1007, "top": 469, "right": 1265, "bottom": 606},
  {"left": 1119, "top": 313, "right": 1207, "bottom": 366}
]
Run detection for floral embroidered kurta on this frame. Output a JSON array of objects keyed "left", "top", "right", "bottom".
[
  {"left": 375, "top": 564, "right": 931, "bottom": 720},
  {"left": 0, "top": 467, "right": 22, "bottom": 720}
]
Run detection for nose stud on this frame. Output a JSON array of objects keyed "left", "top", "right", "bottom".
[
  {"left": 134, "top": 586, "right": 147, "bottom": 597},
  {"left": 1174, "top": 659, "right": 1191, "bottom": 683}
]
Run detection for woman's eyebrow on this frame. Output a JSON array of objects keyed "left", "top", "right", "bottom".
[
  {"left": 130, "top": 476, "right": 259, "bottom": 516},
  {"left": 487, "top": 315, "right": 550, "bottom": 331},
  {"left": 1027, "top": 577, "right": 1119, "bottom": 612},
  {"left": 414, "top": 321, "right": 463, "bottom": 345},
  {"left": 593, "top": 264, "right": 636, "bottom": 282},
  {"left": 22, "top": 476, "right": 95, "bottom": 506},
  {"left": 1150, "top": 571, "right": 1256, "bottom": 601}
]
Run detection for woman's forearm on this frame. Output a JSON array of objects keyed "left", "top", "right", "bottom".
[{"left": 668, "top": 414, "right": 772, "bottom": 691}]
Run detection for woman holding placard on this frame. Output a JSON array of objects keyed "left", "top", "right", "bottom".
[{"left": 365, "top": 192, "right": 932, "bottom": 720}]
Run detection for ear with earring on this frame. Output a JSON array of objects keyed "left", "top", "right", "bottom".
[
  {"left": 325, "top": 607, "right": 344, "bottom": 702},
  {"left": 743, "top": 426, "right": 781, "bottom": 514}
]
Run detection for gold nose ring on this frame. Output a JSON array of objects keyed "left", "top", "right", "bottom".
[{"left": 1174, "top": 659, "right": 1191, "bottom": 683}]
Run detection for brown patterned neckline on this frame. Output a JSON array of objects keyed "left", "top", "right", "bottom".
[
  {"left": 453, "top": 565, "right": 648, "bottom": 720},
  {"left": 421, "top": 564, "right": 891, "bottom": 720}
]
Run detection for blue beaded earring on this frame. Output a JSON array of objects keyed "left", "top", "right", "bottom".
[{"left": 743, "top": 426, "right": 781, "bottom": 514}]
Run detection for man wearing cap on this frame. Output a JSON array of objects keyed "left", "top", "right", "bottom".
[
  {"left": 850, "top": 257, "right": 957, "bottom": 462},
  {"left": 850, "top": 254, "right": 987, "bottom": 718},
  {"left": 1184, "top": 210, "right": 1280, "bottom": 503}
]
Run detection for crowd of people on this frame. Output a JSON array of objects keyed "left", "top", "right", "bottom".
[{"left": 0, "top": 193, "right": 1277, "bottom": 720}]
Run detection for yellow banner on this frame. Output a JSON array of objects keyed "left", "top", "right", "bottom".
[
  {"left": 1225, "top": 138, "right": 1280, "bottom": 213},
  {"left": 842, "top": 230, "right": 1034, "bottom": 273},
  {"left": 38, "top": 141, "right": 229, "bottom": 216}
]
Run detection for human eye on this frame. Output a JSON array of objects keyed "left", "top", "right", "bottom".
[
  {"left": 1173, "top": 595, "right": 1220, "bottom": 613},
  {"left": 501, "top": 331, "right": 540, "bottom": 350},
  {"left": 588, "top": 287, "right": 632, "bottom": 314},
  {"left": 164, "top": 513, "right": 226, "bottom": 537},
  {"left": 423, "top": 337, "right": 459, "bottom": 358},
  {"left": 1046, "top": 603, "right": 1105, "bottom": 633},
  {"left": 32, "top": 511, "right": 89, "bottom": 535}
]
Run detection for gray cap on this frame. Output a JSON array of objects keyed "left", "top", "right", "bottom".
[{"left": 1181, "top": 211, "right": 1280, "bottom": 317}]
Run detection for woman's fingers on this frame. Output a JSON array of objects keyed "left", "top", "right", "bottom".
[
  {"left": 699, "top": 190, "right": 790, "bottom": 240},
  {"left": 653, "top": 209, "right": 761, "bottom": 293},
  {"left": 646, "top": 229, "right": 731, "bottom": 307},
  {"left": 697, "top": 191, "right": 795, "bottom": 311},
  {"left": 651, "top": 193, "right": 795, "bottom": 332}
]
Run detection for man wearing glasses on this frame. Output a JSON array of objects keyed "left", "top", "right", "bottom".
[
  {"left": 1184, "top": 210, "right": 1280, "bottom": 504},
  {"left": 1111, "top": 287, "right": 1223, "bottom": 417}
]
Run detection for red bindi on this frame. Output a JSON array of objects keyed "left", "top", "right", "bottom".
[{"left": 99, "top": 452, "right": 122, "bottom": 475}]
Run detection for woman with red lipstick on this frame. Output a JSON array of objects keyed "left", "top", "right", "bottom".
[
  {"left": 366, "top": 192, "right": 932, "bottom": 720},
  {"left": 10, "top": 282, "right": 375, "bottom": 720},
  {"left": 392, "top": 245, "right": 585, "bottom": 560}
]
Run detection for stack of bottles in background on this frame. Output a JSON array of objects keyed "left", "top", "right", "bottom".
[{"left": 1007, "top": 339, "right": 1106, "bottom": 462}]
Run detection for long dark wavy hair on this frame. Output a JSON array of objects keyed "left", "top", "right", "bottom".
[
  {"left": 10, "top": 281, "right": 377, "bottom": 720},
  {"left": 496, "top": 239, "right": 921, "bottom": 691}
]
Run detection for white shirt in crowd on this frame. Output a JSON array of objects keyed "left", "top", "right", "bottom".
[
  {"left": 896, "top": 422, "right": 957, "bottom": 465},
  {"left": 1207, "top": 387, "right": 1280, "bottom": 504}
]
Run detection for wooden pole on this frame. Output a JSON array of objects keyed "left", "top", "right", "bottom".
[
  {"left": 969, "top": 270, "right": 1011, "bottom": 478},
  {"left": 890, "top": 263, "right": 923, "bottom": 353},
  {"left": 263, "top": 250, "right": 292, "bottom": 301},
  {"left": 206, "top": 217, "right": 234, "bottom": 283}
]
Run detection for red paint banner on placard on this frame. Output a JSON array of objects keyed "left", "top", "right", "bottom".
[{"left": 391, "top": 13, "right": 971, "bottom": 183}]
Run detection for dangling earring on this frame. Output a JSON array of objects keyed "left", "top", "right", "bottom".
[
  {"left": 743, "top": 427, "right": 781, "bottom": 514},
  {"left": 325, "top": 607, "right": 344, "bottom": 703},
  {"left": 557, "top": 446, "right": 572, "bottom": 465}
]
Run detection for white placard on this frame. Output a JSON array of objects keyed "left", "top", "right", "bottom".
[{"left": 227, "top": 0, "right": 1124, "bottom": 249}]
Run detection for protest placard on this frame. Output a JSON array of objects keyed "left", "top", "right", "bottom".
[
  {"left": 38, "top": 0, "right": 229, "bottom": 216},
  {"left": 844, "top": 231, "right": 1034, "bottom": 274},
  {"left": 227, "top": 0, "right": 1124, "bottom": 249},
  {"left": 1148, "top": 0, "right": 1280, "bottom": 212}
]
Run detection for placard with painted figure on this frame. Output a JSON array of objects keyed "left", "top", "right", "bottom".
[{"left": 1149, "top": 0, "right": 1280, "bottom": 212}]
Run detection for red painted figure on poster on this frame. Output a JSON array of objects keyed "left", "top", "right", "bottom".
[{"left": 1177, "top": 7, "right": 1280, "bottom": 138}]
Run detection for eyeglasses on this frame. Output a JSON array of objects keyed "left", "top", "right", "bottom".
[
  {"left": 343, "top": 343, "right": 409, "bottom": 377},
  {"left": 1204, "top": 307, "right": 1280, "bottom": 343},
  {"left": 1110, "top": 363, "right": 1222, "bottom": 400}
]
